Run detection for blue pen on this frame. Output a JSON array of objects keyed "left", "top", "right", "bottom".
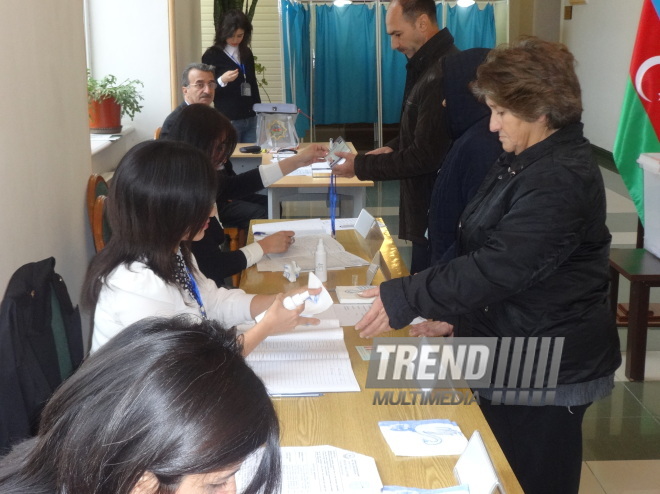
[{"left": 253, "top": 231, "right": 267, "bottom": 236}]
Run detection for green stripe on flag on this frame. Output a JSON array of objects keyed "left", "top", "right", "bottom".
[{"left": 613, "top": 80, "right": 660, "bottom": 225}]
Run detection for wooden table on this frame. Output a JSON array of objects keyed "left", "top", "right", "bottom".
[
  {"left": 241, "top": 221, "right": 523, "bottom": 492},
  {"left": 609, "top": 248, "right": 660, "bottom": 381},
  {"left": 232, "top": 143, "right": 374, "bottom": 219}
]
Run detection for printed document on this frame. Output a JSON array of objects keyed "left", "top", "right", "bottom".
[
  {"left": 281, "top": 446, "right": 383, "bottom": 494},
  {"left": 238, "top": 319, "right": 360, "bottom": 395}
]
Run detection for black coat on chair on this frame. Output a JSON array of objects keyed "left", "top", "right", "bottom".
[{"left": 0, "top": 257, "right": 83, "bottom": 454}]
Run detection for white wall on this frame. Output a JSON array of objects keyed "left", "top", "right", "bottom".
[
  {"left": 87, "top": 0, "right": 201, "bottom": 144},
  {"left": 0, "top": 1, "right": 92, "bottom": 313},
  {"left": 561, "top": 0, "right": 643, "bottom": 151}
]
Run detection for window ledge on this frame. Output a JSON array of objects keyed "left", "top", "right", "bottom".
[{"left": 90, "top": 125, "right": 135, "bottom": 155}]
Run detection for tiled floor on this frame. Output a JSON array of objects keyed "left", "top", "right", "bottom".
[{"left": 282, "top": 147, "right": 660, "bottom": 492}]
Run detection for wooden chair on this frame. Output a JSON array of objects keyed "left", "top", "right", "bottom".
[
  {"left": 86, "top": 174, "right": 109, "bottom": 230},
  {"left": 154, "top": 127, "right": 162, "bottom": 140},
  {"left": 224, "top": 227, "right": 248, "bottom": 287},
  {"left": 92, "top": 195, "right": 111, "bottom": 252}
]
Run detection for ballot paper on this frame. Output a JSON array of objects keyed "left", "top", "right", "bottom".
[
  {"left": 379, "top": 419, "right": 468, "bottom": 456},
  {"left": 257, "top": 234, "right": 369, "bottom": 272},
  {"left": 280, "top": 446, "right": 383, "bottom": 494}
]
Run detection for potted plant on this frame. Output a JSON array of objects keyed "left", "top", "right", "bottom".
[{"left": 87, "top": 70, "right": 144, "bottom": 134}]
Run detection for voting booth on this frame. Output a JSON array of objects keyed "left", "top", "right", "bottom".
[{"left": 254, "top": 103, "right": 300, "bottom": 151}]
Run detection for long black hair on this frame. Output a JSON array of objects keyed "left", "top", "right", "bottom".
[
  {"left": 213, "top": 9, "right": 253, "bottom": 62},
  {"left": 166, "top": 103, "right": 238, "bottom": 169},
  {"left": 0, "top": 316, "right": 281, "bottom": 494},
  {"left": 82, "top": 140, "right": 218, "bottom": 309}
]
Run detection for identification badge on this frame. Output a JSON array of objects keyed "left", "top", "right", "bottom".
[{"left": 240, "top": 82, "right": 251, "bottom": 97}]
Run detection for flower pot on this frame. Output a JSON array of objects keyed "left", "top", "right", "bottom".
[{"left": 89, "top": 97, "right": 122, "bottom": 134}]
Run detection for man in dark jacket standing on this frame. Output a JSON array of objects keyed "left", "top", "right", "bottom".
[{"left": 333, "top": 0, "right": 458, "bottom": 273}]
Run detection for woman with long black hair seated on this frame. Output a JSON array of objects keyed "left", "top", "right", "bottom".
[
  {"left": 82, "top": 140, "right": 318, "bottom": 354},
  {"left": 0, "top": 316, "right": 281, "bottom": 494},
  {"left": 166, "top": 103, "right": 327, "bottom": 286}
]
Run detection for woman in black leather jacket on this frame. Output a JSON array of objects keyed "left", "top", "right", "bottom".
[{"left": 354, "top": 38, "right": 620, "bottom": 494}]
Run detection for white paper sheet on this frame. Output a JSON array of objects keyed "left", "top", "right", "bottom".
[
  {"left": 257, "top": 234, "right": 368, "bottom": 272},
  {"left": 321, "top": 217, "right": 358, "bottom": 234},
  {"left": 285, "top": 165, "right": 313, "bottom": 176},
  {"left": 237, "top": 446, "right": 384, "bottom": 494},
  {"left": 252, "top": 218, "right": 326, "bottom": 236},
  {"left": 332, "top": 303, "right": 371, "bottom": 326},
  {"left": 280, "top": 446, "right": 383, "bottom": 494}
]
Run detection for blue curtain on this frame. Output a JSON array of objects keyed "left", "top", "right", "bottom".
[
  {"left": 281, "top": 0, "right": 311, "bottom": 137},
  {"left": 446, "top": 3, "right": 496, "bottom": 50},
  {"left": 315, "top": 4, "right": 377, "bottom": 125},
  {"left": 281, "top": 1, "right": 494, "bottom": 129},
  {"left": 380, "top": 5, "right": 405, "bottom": 124}
]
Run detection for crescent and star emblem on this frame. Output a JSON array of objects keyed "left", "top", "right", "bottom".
[{"left": 635, "top": 55, "right": 660, "bottom": 102}]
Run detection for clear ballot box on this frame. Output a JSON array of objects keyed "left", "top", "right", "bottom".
[{"left": 254, "top": 103, "right": 300, "bottom": 151}]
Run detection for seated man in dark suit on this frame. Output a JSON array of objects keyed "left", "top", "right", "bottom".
[
  {"left": 160, "top": 63, "right": 216, "bottom": 138},
  {"left": 161, "top": 62, "right": 268, "bottom": 233}
]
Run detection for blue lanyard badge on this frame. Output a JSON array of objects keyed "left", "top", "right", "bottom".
[
  {"left": 329, "top": 173, "right": 337, "bottom": 238},
  {"left": 225, "top": 50, "right": 246, "bottom": 77},
  {"left": 186, "top": 268, "right": 208, "bottom": 319}
]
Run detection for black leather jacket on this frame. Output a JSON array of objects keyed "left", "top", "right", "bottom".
[
  {"left": 354, "top": 29, "right": 459, "bottom": 244},
  {"left": 381, "top": 123, "right": 621, "bottom": 394}
]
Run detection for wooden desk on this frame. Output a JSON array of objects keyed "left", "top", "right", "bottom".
[
  {"left": 232, "top": 143, "right": 375, "bottom": 219},
  {"left": 241, "top": 222, "right": 523, "bottom": 492},
  {"left": 609, "top": 248, "right": 660, "bottom": 381}
]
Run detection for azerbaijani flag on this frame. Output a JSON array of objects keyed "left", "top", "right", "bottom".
[{"left": 613, "top": 0, "right": 660, "bottom": 224}]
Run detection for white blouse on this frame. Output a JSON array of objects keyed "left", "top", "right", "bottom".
[{"left": 91, "top": 257, "right": 255, "bottom": 352}]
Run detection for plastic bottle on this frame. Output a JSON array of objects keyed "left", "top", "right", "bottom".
[
  {"left": 255, "top": 290, "right": 311, "bottom": 322},
  {"left": 314, "top": 239, "right": 327, "bottom": 282},
  {"left": 283, "top": 290, "right": 310, "bottom": 310}
]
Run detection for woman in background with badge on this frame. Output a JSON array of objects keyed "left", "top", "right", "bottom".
[{"left": 203, "top": 9, "right": 261, "bottom": 143}]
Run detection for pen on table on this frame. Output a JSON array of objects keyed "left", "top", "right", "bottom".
[{"left": 253, "top": 231, "right": 267, "bottom": 236}]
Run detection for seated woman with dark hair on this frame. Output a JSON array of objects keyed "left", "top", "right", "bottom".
[
  {"left": 0, "top": 316, "right": 281, "bottom": 494},
  {"left": 166, "top": 103, "right": 327, "bottom": 286},
  {"left": 82, "top": 140, "right": 318, "bottom": 354}
]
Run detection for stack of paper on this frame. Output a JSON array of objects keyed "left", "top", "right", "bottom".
[{"left": 240, "top": 319, "right": 360, "bottom": 395}]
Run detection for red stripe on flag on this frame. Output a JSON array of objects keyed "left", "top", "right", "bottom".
[{"left": 630, "top": 0, "right": 660, "bottom": 138}]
